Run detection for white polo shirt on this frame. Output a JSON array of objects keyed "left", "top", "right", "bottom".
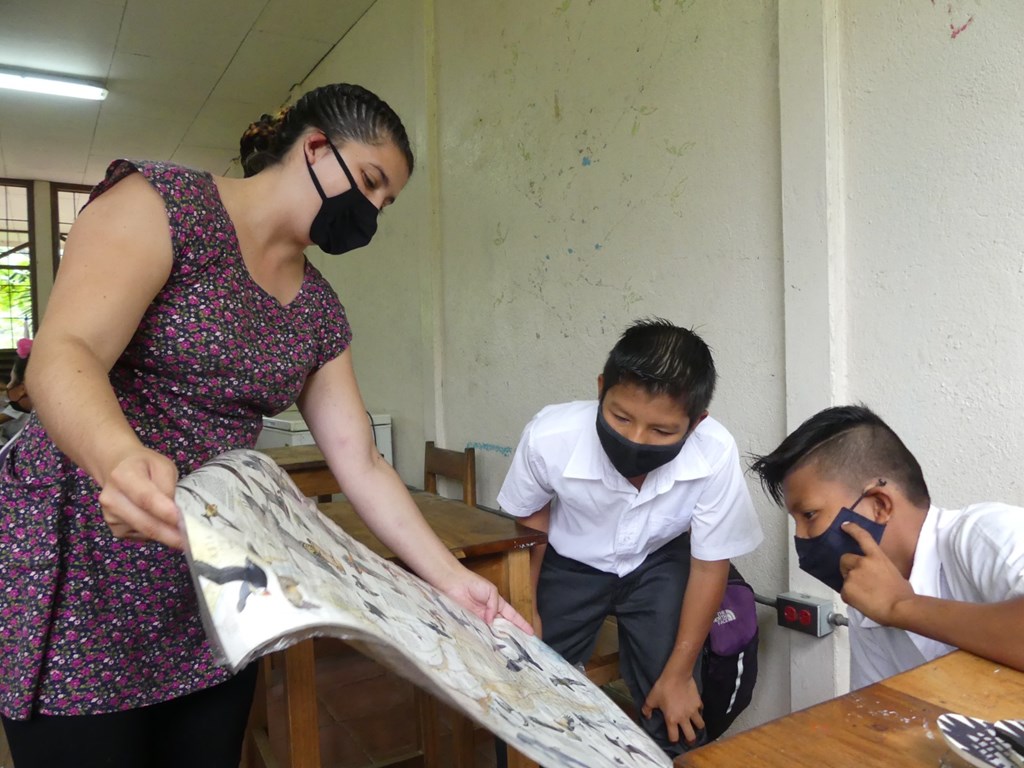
[
  {"left": 497, "top": 401, "right": 763, "bottom": 577},
  {"left": 849, "top": 502, "right": 1024, "bottom": 689}
]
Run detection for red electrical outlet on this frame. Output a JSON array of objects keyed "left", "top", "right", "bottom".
[{"left": 776, "top": 592, "right": 835, "bottom": 637}]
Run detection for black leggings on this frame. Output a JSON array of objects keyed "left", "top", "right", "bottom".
[{"left": 1, "top": 663, "right": 258, "bottom": 768}]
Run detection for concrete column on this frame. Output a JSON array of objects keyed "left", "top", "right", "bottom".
[{"left": 778, "top": 0, "right": 850, "bottom": 710}]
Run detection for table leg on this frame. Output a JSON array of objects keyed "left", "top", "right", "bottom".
[
  {"left": 282, "top": 641, "right": 321, "bottom": 768},
  {"left": 449, "top": 702, "right": 476, "bottom": 767},
  {"left": 242, "top": 657, "right": 280, "bottom": 768},
  {"left": 416, "top": 688, "right": 441, "bottom": 767},
  {"left": 503, "top": 548, "right": 540, "bottom": 768}
]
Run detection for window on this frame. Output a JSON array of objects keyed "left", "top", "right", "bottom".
[
  {"left": 0, "top": 180, "right": 35, "bottom": 349},
  {"left": 51, "top": 183, "right": 91, "bottom": 272}
]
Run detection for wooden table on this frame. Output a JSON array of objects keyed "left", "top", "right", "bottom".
[
  {"left": 245, "top": 481, "right": 547, "bottom": 768},
  {"left": 258, "top": 444, "right": 340, "bottom": 502},
  {"left": 677, "top": 650, "right": 1024, "bottom": 767}
]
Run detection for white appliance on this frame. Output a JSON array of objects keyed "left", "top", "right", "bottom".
[{"left": 256, "top": 409, "right": 393, "bottom": 466}]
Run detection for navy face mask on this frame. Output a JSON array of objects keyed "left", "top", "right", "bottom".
[
  {"left": 595, "top": 405, "right": 686, "bottom": 479},
  {"left": 794, "top": 482, "right": 887, "bottom": 593},
  {"left": 306, "top": 139, "right": 379, "bottom": 255}
]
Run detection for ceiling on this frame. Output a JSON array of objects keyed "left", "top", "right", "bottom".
[{"left": 0, "top": 0, "right": 375, "bottom": 185}]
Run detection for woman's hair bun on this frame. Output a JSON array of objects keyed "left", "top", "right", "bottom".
[{"left": 239, "top": 108, "right": 291, "bottom": 177}]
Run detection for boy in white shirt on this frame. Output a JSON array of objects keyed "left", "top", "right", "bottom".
[
  {"left": 498, "top": 319, "right": 762, "bottom": 757},
  {"left": 750, "top": 404, "right": 1024, "bottom": 688}
]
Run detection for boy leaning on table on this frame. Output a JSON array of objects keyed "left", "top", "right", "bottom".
[
  {"left": 750, "top": 404, "right": 1024, "bottom": 689},
  {"left": 497, "top": 318, "right": 763, "bottom": 758}
]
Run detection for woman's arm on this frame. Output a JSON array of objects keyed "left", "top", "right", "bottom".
[
  {"left": 29, "top": 172, "right": 182, "bottom": 546},
  {"left": 298, "top": 350, "right": 532, "bottom": 632}
]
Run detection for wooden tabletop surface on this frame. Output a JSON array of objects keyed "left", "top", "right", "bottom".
[
  {"left": 319, "top": 492, "right": 547, "bottom": 561},
  {"left": 259, "top": 444, "right": 330, "bottom": 472},
  {"left": 678, "top": 650, "right": 1024, "bottom": 767}
]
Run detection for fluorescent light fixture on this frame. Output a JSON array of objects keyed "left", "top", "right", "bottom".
[{"left": 0, "top": 68, "right": 108, "bottom": 101}]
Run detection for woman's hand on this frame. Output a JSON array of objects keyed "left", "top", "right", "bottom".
[
  {"left": 98, "top": 447, "right": 183, "bottom": 549},
  {"left": 440, "top": 567, "right": 535, "bottom": 635}
]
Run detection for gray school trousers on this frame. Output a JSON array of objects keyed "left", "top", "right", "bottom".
[{"left": 537, "top": 533, "right": 706, "bottom": 757}]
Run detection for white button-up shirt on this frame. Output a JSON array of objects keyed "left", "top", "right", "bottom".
[
  {"left": 849, "top": 502, "right": 1024, "bottom": 689},
  {"left": 497, "top": 401, "right": 763, "bottom": 576}
]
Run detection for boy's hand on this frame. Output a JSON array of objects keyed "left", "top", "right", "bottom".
[
  {"left": 839, "top": 521, "right": 916, "bottom": 625},
  {"left": 642, "top": 670, "right": 704, "bottom": 746}
]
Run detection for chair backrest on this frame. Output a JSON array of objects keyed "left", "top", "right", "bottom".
[{"left": 423, "top": 441, "right": 476, "bottom": 507}]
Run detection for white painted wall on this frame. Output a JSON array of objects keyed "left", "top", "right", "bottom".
[
  {"left": 295, "top": 0, "right": 437, "bottom": 482},
  {"left": 295, "top": 0, "right": 1024, "bottom": 736},
  {"left": 433, "top": 0, "right": 790, "bottom": 731},
  {"left": 841, "top": 0, "right": 1024, "bottom": 510}
]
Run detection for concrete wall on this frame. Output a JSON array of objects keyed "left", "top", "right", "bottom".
[
  {"left": 297, "top": 0, "right": 1024, "bottom": 733},
  {"left": 433, "top": 0, "right": 789, "bottom": 729},
  {"left": 841, "top": 0, "right": 1024, "bottom": 509}
]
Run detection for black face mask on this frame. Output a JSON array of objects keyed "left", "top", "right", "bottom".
[
  {"left": 306, "top": 140, "right": 379, "bottom": 255},
  {"left": 793, "top": 483, "right": 887, "bottom": 593},
  {"left": 595, "top": 405, "right": 686, "bottom": 479}
]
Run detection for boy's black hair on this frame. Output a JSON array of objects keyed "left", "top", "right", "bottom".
[
  {"left": 749, "top": 404, "right": 931, "bottom": 509},
  {"left": 601, "top": 318, "right": 716, "bottom": 422}
]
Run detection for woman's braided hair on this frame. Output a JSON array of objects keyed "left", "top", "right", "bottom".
[{"left": 238, "top": 83, "right": 413, "bottom": 179}]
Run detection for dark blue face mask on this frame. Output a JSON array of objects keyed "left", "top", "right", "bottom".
[
  {"left": 305, "top": 139, "right": 379, "bottom": 255},
  {"left": 793, "top": 481, "right": 887, "bottom": 593}
]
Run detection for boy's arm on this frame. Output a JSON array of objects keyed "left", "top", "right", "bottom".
[
  {"left": 642, "top": 555, "right": 729, "bottom": 746},
  {"left": 841, "top": 522, "right": 1024, "bottom": 671},
  {"left": 519, "top": 503, "right": 551, "bottom": 636}
]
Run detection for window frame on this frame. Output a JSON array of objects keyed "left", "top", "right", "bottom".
[
  {"left": 50, "top": 181, "right": 92, "bottom": 276},
  {"left": 0, "top": 177, "right": 37, "bottom": 348}
]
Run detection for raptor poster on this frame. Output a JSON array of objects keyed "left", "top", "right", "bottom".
[{"left": 177, "top": 449, "right": 671, "bottom": 768}]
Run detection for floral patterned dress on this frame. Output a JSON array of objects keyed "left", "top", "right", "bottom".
[{"left": 0, "top": 160, "right": 351, "bottom": 718}]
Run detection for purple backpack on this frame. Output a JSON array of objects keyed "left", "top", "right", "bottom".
[{"left": 701, "top": 564, "right": 759, "bottom": 741}]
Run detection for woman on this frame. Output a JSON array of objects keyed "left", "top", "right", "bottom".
[{"left": 0, "top": 83, "right": 529, "bottom": 768}]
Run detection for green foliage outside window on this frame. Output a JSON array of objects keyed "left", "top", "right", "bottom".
[{"left": 0, "top": 181, "right": 32, "bottom": 349}]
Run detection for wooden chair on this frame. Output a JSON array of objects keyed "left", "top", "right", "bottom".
[
  {"left": 585, "top": 616, "right": 622, "bottom": 687},
  {"left": 424, "top": 441, "right": 476, "bottom": 507}
]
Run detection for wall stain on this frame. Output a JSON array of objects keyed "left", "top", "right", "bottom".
[
  {"left": 494, "top": 223, "right": 508, "bottom": 246},
  {"left": 666, "top": 140, "right": 696, "bottom": 157},
  {"left": 933, "top": 1, "right": 976, "bottom": 40},
  {"left": 950, "top": 15, "right": 973, "bottom": 38}
]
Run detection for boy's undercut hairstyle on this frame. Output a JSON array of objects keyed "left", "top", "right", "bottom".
[
  {"left": 749, "top": 404, "right": 931, "bottom": 509},
  {"left": 601, "top": 318, "right": 716, "bottom": 423}
]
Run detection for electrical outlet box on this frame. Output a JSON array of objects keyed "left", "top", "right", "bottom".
[{"left": 776, "top": 591, "right": 835, "bottom": 637}]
